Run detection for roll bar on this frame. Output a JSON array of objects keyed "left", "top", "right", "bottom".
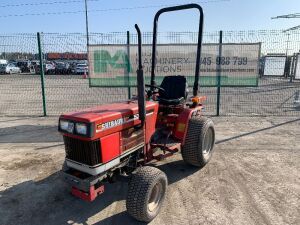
[{"left": 150, "top": 3, "right": 204, "bottom": 96}]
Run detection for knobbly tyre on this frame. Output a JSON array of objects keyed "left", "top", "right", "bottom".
[{"left": 58, "top": 3, "right": 215, "bottom": 222}]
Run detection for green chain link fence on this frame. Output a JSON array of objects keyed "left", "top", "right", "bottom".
[{"left": 0, "top": 30, "right": 300, "bottom": 116}]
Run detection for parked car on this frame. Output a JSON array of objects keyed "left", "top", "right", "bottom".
[
  {"left": 29, "top": 61, "right": 41, "bottom": 74},
  {"left": 69, "top": 62, "right": 78, "bottom": 74},
  {"left": 55, "top": 62, "right": 71, "bottom": 74},
  {"left": 16, "top": 60, "right": 32, "bottom": 73},
  {"left": 34, "top": 63, "right": 56, "bottom": 75},
  {"left": 75, "top": 63, "right": 88, "bottom": 75},
  {"left": 0, "top": 63, "right": 21, "bottom": 74},
  {"left": 45, "top": 63, "right": 55, "bottom": 74},
  {"left": 0, "top": 64, "right": 6, "bottom": 74}
]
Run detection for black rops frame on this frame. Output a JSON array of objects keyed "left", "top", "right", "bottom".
[{"left": 151, "top": 3, "right": 204, "bottom": 97}]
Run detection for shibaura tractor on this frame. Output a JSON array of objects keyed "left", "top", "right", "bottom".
[{"left": 58, "top": 3, "right": 215, "bottom": 222}]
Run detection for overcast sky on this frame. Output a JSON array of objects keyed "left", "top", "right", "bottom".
[{"left": 1, "top": 0, "right": 300, "bottom": 33}]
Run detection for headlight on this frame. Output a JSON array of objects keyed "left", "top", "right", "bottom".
[
  {"left": 59, "top": 120, "right": 74, "bottom": 133},
  {"left": 75, "top": 123, "right": 87, "bottom": 135},
  {"left": 59, "top": 120, "right": 69, "bottom": 131}
]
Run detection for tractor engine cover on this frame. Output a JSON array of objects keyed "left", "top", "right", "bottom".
[{"left": 59, "top": 100, "right": 158, "bottom": 175}]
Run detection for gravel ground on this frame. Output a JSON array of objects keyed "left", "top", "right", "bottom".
[{"left": 0, "top": 116, "right": 299, "bottom": 225}]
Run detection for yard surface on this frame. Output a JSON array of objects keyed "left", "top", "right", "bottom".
[{"left": 0, "top": 116, "right": 299, "bottom": 225}]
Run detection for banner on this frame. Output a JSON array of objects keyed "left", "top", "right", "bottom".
[
  {"left": 263, "top": 56, "right": 286, "bottom": 76},
  {"left": 88, "top": 43, "right": 261, "bottom": 87}
]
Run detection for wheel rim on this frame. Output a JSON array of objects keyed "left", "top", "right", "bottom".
[
  {"left": 203, "top": 127, "right": 214, "bottom": 155},
  {"left": 148, "top": 182, "right": 163, "bottom": 212}
]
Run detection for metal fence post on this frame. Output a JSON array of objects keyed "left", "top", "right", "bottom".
[
  {"left": 126, "top": 31, "right": 131, "bottom": 99},
  {"left": 216, "top": 30, "right": 223, "bottom": 116},
  {"left": 37, "top": 32, "right": 47, "bottom": 116}
]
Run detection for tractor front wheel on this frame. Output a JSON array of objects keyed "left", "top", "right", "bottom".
[
  {"left": 126, "top": 166, "right": 167, "bottom": 222},
  {"left": 181, "top": 117, "right": 215, "bottom": 167}
]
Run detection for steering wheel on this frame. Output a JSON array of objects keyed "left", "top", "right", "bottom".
[{"left": 145, "top": 84, "right": 165, "bottom": 93}]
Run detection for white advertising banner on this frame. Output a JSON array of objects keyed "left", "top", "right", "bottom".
[{"left": 88, "top": 43, "right": 261, "bottom": 87}]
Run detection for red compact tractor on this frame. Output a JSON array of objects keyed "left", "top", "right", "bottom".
[{"left": 59, "top": 4, "right": 215, "bottom": 222}]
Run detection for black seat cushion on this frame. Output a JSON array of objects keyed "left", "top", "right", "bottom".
[{"left": 158, "top": 76, "right": 188, "bottom": 105}]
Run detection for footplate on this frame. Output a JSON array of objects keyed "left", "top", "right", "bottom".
[{"left": 151, "top": 137, "right": 181, "bottom": 151}]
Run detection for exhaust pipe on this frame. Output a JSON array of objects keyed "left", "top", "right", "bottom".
[{"left": 135, "top": 24, "right": 146, "bottom": 127}]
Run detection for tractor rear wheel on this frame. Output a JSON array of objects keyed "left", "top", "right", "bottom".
[
  {"left": 181, "top": 117, "right": 215, "bottom": 167},
  {"left": 126, "top": 166, "right": 167, "bottom": 222}
]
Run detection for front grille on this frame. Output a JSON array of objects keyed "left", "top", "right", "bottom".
[{"left": 64, "top": 136, "right": 101, "bottom": 166}]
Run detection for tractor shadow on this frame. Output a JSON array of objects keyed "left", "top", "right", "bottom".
[
  {"left": 156, "top": 159, "right": 200, "bottom": 185},
  {"left": 0, "top": 160, "right": 199, "bottom": 225},
  {"left": 0, "top": 171, "right": 130, "bottom": 225},
  {"left": 95, "top": 160, "right": 200, "bottom": 225}
]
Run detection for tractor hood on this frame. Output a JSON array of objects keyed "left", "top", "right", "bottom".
[{"left": 59, "top": 100, "right": 158, "bottom": 138}]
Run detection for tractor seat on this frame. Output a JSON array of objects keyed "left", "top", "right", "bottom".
[{"left": 158, "top": 76, "right": 188, "bottom": 105}]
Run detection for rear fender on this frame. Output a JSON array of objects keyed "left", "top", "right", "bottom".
[{"left": 173, "top": 106, "right": 204, "bottom": 143}]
